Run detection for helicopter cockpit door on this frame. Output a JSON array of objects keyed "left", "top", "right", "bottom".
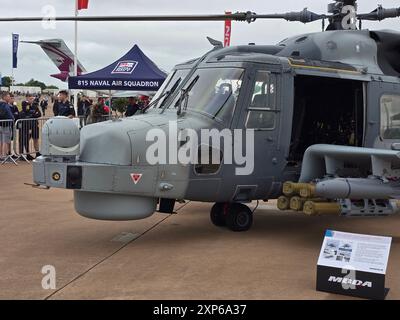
[{"left": 240, "top": 69, "right": 285, "bottom": 199}]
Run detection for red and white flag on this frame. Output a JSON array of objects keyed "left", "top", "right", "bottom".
[
  {"left": 78, "top": 0, "right": 89, "bottom": 10},
  {"left": 224, "top": 11, "right": 232, "bottom": 47}
]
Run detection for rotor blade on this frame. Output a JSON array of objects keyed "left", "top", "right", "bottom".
[
  {"left": 358, "top": 6, "right": 400, "bottom": 21},
  {"left": 0, "top": 10, "right": 327, "bottom": 24},
  {"left": 0, "top": 12, "right": 255, "bottom": 23},
  {"left": 257, "top": 8, "right": 326, "bottom": 24}
]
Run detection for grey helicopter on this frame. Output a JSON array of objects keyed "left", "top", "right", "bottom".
[{"left": 4, "top": 0, "right": 400, "bottom": 231}]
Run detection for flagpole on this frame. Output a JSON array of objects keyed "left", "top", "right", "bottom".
[
  {"left": 11, "top": 33, "right": 14, "bottom": 87},
  {"left": 73, "top": 0, "right": 78, "bottom": 117}
]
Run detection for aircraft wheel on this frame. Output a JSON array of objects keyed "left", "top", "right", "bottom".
[
  {"left": 210, "top": 203, "right": 227, "bottom": 227},
  {"left": 226, "top": 203, "right": 253, "bottom": 232}
]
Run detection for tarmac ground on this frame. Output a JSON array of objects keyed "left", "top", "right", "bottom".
[{"left": 0, "top": 163, "right": 399, "bottom": 300}]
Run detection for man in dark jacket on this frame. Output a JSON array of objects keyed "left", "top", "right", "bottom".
[
  {"left": 0, "top": 92, "right": 14, "bottom": 159},
  {"left": 40, "top": 98, "right": 48, "bottom": 116},
  {"left": 78, "top": 95, "right": 92, "bottom": 126},
  {"left": 18, "top": 94, "right": 41, "bottom": 160},
  {"left": 125, "top": 97, "right": 141, "bottom": 117},
  {"left": 57, "top": 90, "right": 75, "bottom": 118},
  {"left": 8, "top": 94, "right": 18, "bottom": 157},
  {"left": 53, "top": 94, "right": 60, "bottom": 116},
  {"left": 8, "top": 94, "right": 19, "bottom": 120},
  {"left": 28, "top": 98, "right": 42, "bottom": 158}
]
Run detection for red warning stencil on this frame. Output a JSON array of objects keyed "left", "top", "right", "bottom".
[{"left": 130, "top": 173, "right": 143, "bottom": 185}]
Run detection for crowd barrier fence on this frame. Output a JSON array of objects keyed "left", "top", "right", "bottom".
[
  {"left": 12, "top": 117, "right": 51, "bottom": 164},
  {"left": 0, "top": 119, "right": 16, "bottom": 165},
  {"left": 1, "top": 114, "right": 119, "bottom": 166}
]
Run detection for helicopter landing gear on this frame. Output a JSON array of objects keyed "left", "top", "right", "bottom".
[
  {"left": 210, "top": 203, "right": 227, "bottom": 227},
  {"left": 210, "top": 203, "right": 253, "bottom": 232}
]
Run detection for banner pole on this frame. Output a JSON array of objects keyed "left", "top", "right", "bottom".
[
  {"left": 11, "top": 33, "right": 14, "bottom": 87},
  {"left": 109, "top": 90, "right": 112, "bottom": 119}
]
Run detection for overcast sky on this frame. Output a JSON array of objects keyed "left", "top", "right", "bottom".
[{"left": 1, "top": 0, "right": 399, "bottom": 88}]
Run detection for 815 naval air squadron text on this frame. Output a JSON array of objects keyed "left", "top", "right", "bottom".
[{"left": 153, "top": 304, "right": 247, "bottom": 318}]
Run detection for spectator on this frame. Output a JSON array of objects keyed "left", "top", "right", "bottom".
[
  {"left": 53, "top": 94, "right": 61, "bottom": 116},
  {"left": 88, "top": 97, "right": 107, "bottom": 124},
  {"left": 77, "top": 96, "right": 84, "bottom": 118},
  {"left": 28, "top": 99, "right": 42, "bottom": 158},
  {"left": 8, "top": 94, "right": 18, "bottom": 158},
  {"left": 40, "top": 97, "right": 48, "bottom": 116},
  {"left": 81, "top": 96, "right": 93, "bottom": 115},
  {"left": 19, "top": 94, "right": 39, "bottom": 160},
  {"left": 0, "top": 92, "right": 14, "bottom": 160},
  {"left": 82, "top": 96, "right": 93, "bottom": 123},
  {"left": 125, "top": 97, "right": 140, "bottom": 117},
  {"left": 77, "top": 95, "right": 92, "bottom": 127},
  {"left": 57, "top": 90, "right": 75, "bottom": 118},
  {"left": 9, "top": 94, "right": 19, "bottom": 120},
  {"left": 140, "top": 95, "right": 150, "bottom": 109}
]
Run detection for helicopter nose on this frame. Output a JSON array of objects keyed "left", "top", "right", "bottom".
[{"left": 79, "top": 120, "right": 138, "bottom": 165}]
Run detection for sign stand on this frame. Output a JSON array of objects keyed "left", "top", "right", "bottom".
[{"left": 316, "top": 230, "right": 392, "bottom": 300}]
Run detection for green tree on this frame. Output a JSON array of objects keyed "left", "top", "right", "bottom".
[
  {"left": 25, "top": 78, "right": 47, "bottom": 90},
  {"left": 1, "top": 76, "right": 12, "bottom": 87},
  {"left": 45, "top": 85, "right": 59, "bottom": 90}
]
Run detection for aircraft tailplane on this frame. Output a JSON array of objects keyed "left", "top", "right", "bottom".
[{"left": 22, "top": 39, "right": 86, "bottom": 82}]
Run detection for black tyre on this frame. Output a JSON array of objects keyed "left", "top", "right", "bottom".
[
  {"left": 210, "top": 203, "right": 226, "bottom": 227},
  {"left": 226, "top": 203, "right": 253, "bottom": 232}
]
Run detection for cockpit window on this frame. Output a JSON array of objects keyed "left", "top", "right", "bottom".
[
  {"left": 381, "top": 94, "right": 400, "bottom": 139},
  {"left": 251, "top": 71, "right": 277, "bottom": 110},
  {"left": 246, "top": 71, "right": 277, "bottom": 130},
  {"left": 168, "top": 68, "right": 244, "bottom": 124},
  {"left": 152, "top": 69, "right": 190, "bottom": 108}
]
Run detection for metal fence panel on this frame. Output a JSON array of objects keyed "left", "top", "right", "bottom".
[
  {"left": 2, "top": 114, "right": 120, "bottom": 165},
  {"left": 13, "top": 117, "right": 50, "bottom": 163},
  {"left": 0, "top": 119, "right": 16, "bottom": 165}
]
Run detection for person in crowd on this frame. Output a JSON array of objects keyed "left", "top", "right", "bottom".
[
  {"left": 18, "top": 100, "right": 31, "bottom": 159},
  {"left": 8, "top": 94, "right": 19, "bottom": 158},
  {"left": 83, "top": 96, "right": 93, "bottom": 115},
  {"left": 104, "top": 103, "right": 110, "bottom": 115},
  {"left": 78, "top": 95, "right": 93, "bottom": 126},
  {"left": 40, "top": 97, "right": 48, "bottom": 116},
  {"left": 9, "top": 94, "right": 19, "bottom": 120},
  {"left": 18, "top": 94, "right": 39, "bottom": 160},
  {"left": 28, "top": 98, "right": 42, "bottom": 158},
  {"left": 140, "top": 95, "right": 150, "bottom": 109},
  {"left": 84, "top": 97, "right": 93, "bottom": 122},
  {"left": 77, "top": 95, "right": 84, "bottom": 127},
  {"left": 57, "top": 90, "right": 75, "bottom": 118},
  {"left": 88, "top": 97, "right": 108, "bottom": 124},
  {"left": 34, "top": 95, "right": 40, "bottom": 106},
  {"left": 0, "top": 92, "right": 15, "bottom": 160},
  {"left": 125, "top": 97, "right": 140, "bottom": 117},
  {"left": 53, "top": 93, "right": 61, "bottom": 116}
]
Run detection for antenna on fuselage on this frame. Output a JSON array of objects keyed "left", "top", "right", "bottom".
[{"left": 207, "top": 37, "right": 223, "bottom": 49}]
